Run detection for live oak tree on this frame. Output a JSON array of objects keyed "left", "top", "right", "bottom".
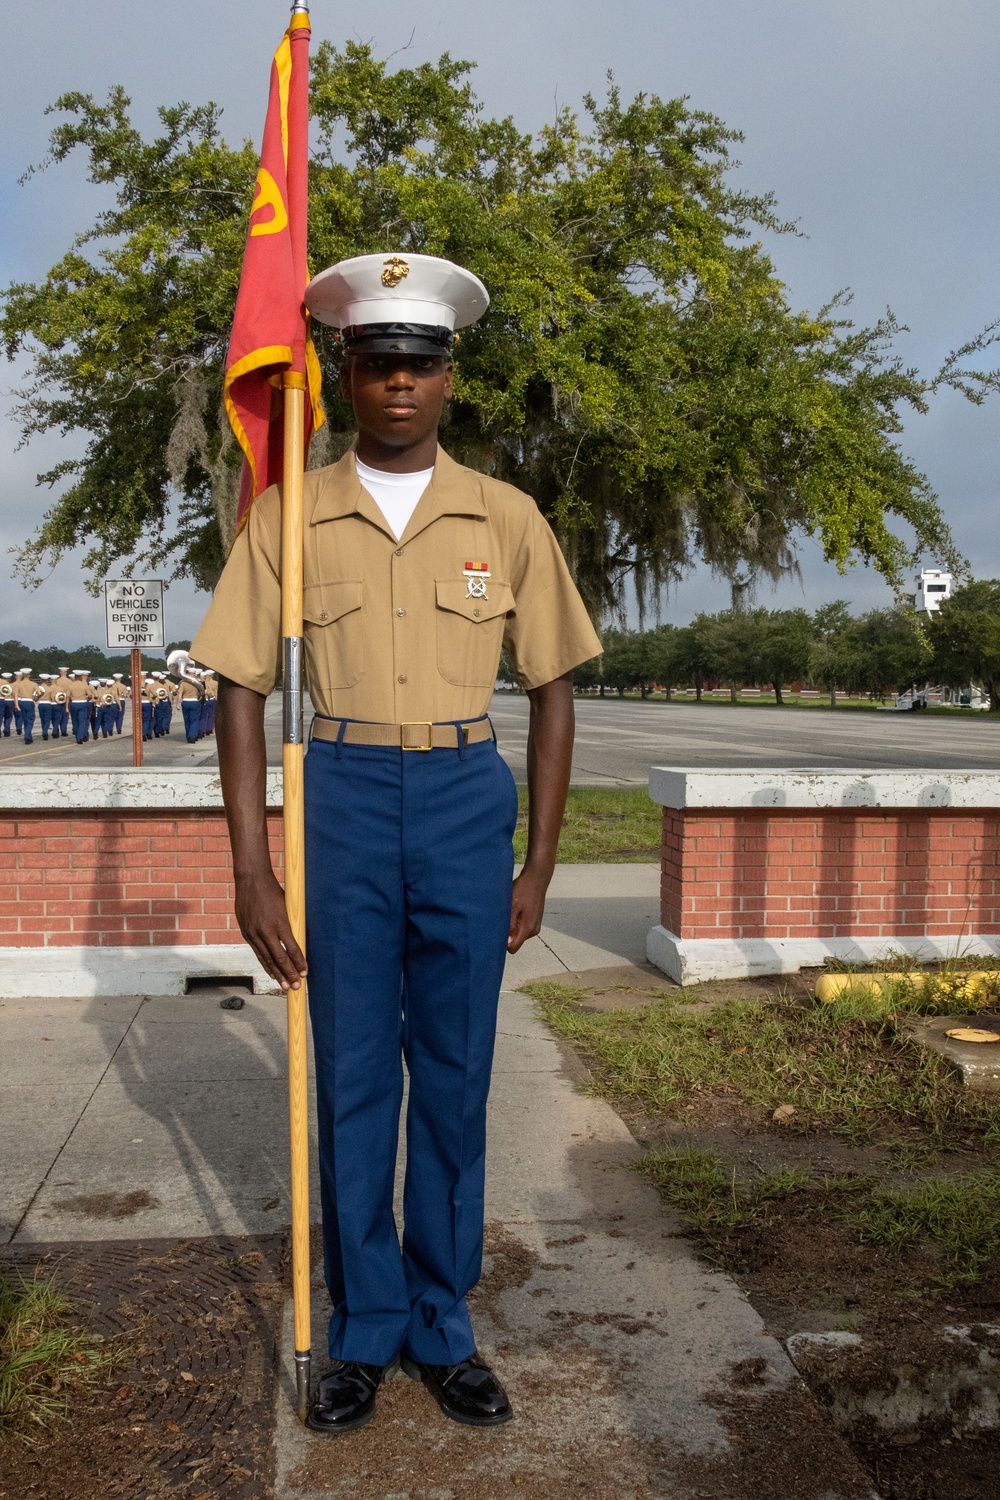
[
  {"left": 756, "top": 609, "right": 814, "bottom": 705},
  {"left": 3, "top": 43, "right": 999, "bottom": 606},
  {"left": 931, "top": 579, "right": 1000, "bottom": 712},
  {"left": 808, "top": 599, "right": 926, "bottom": 706},
  {"left": 809, "top": 600, "right": 857, "bottom": 706}
]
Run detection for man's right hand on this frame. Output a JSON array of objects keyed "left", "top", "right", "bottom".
[{"left": 234, "top": 868, "right": 308, "bottom": 992}]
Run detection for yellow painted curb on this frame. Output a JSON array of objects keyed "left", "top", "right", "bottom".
[{"left": 816, "top": 971, "right": 998, "bottom": 1004}]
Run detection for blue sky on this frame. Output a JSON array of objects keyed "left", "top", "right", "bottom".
[{"left": 2, "top": 0, "right": 998, "bottom": 647}]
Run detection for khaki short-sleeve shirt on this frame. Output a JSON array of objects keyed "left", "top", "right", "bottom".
[{"left": 192, "top": 447, "right": 602, "bottom": 723}]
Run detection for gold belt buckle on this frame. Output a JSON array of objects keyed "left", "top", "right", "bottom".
[{"left": 401, "top": 721, "right": 433, "bottom": 751}]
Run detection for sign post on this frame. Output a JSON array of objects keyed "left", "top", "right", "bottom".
[
  {"left": 130, "top": 647, "right": 144, "bottom": 768},
  {"left": 105, "top": 580, "right": 165, "bottom": 770}
]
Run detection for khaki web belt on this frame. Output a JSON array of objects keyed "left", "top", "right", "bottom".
[{"left": 310, "top": 717, "right": 494, "bottom": 751}]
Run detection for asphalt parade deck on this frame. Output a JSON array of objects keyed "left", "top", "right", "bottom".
[
  {"left": 0, "top": 865, "right": 879, "bottom": 1497},
  {"left": 0, "top": 691, "right": 994, "bottom": 781}
]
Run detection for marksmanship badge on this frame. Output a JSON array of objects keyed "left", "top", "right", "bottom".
[
  {"left": 381, "top": 256, "right": 410, "bottom": 288},
  {"left": 463, "top": 561, "right": 490, "bottom": 600}
]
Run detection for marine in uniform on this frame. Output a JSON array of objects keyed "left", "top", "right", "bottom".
[
  {"left": 192, "top": 254, "right": 600, "bottom": 1436},
  {"left": 149, "top": 673, "right": 168, "bottom": 737},
  {"left": 14, "top": 670, "right": 40, "bottom": 745},
  {"left": 87, "top": 679, "right": 101, "bottom": 739},
  {"left": 36, "top": 676, "right": 55, "bottom": 740},
  {"left": 140, "top": 673, "right": 157, "bottom": 741},
  {"left": 0, "top": 673, "right": 14, "bottom": 736},
  {"left": 53, "top": 668, "right": 71, "bottom": 738},
  {"left": 67, "top": 671, "right": 92, "bottom": 744},
  {"left": 111, "top": 673, "right": 126, "bottom": 734},
  {"left": 12, "top": 669, "right": 31, "bottom": 737},
  {"left": 202, "top": 672, "right": 218, "bottom": 737},
  {"left": 176, "top": 671, "right": 204, "bottom": 743}
]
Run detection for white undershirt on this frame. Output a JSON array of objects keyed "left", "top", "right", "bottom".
[{"left": 356, "top": 458, "right": 435, "bottom": 541}]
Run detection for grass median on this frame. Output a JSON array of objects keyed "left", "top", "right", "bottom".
[
  {"left": 513, "top": 786, "right": 660, "bottom": 863},
  {"left": 524, "top": 976, "right": 1000, "bottom": 1300}
]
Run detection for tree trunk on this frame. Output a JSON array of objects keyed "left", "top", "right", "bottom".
[
  {"left": 987, "top": 679, "right": 1000, "bottom": 712},
  {"left": 695, "top": 681, "right": 703, "bottom": 702},
  {"left": 730, "top": 684, "right": 738, "bottom": 704},
  {"left": 773, "top": 681, "right": 784, "bottom": 705},
  {"left": 830, "top": 687, "right": 837, "bottom": 708},
  {"left": 599, "top": 683, "right": 605, "bottom": 698},
  {"left": 664, "top": 685, "right": 673, "bottom": 701}
]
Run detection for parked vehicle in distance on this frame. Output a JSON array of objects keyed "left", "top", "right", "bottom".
[{"left": 878, "top": 683, "right": 990, "bottom": 711}]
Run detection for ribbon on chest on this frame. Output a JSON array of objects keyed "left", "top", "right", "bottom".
[{"left": 463, "top": 561, "right": 490, "bottom": 600}]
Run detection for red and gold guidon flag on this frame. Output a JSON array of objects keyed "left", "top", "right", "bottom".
[{"left": 224, "top": 7, "right": 325, "bottom": 533}]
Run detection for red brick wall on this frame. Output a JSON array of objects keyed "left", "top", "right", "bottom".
[
  {"left": 0, "top": 811, "right": 282, "bottom": 947},
  {"left": 661, "top": 807, "right": 1000, "bottom": 941}
]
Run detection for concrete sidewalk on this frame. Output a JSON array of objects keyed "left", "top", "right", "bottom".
[{"left": 0, "top": 866, "right": 875, "bottom": 1497}]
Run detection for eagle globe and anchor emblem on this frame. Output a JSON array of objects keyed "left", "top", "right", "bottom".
[{"left": 381, "top": 256, "right": 410, "bottom": 288}]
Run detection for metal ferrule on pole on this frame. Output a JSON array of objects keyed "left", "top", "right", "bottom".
[
  {"left": 283, "top": 636, "right": 304, "bottom": 745},
  {"left": 294, "top": 1351, "right": 312, "bottom": 1417}
]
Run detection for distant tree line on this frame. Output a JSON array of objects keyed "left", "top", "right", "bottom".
[{"left": 499, "top": 579, "right": 1000, "bottom": 710}]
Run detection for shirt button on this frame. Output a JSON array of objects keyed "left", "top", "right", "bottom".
[
  {"left": 319, "top": 612, "right": 329, "bottom": 620},
  {"left": 473, "top": 608, "right": 481, "bottom": 617},
  {"left": 397, "top": 674, "right": 407, "bottom": 684},
  {"left": 395, "top": 547, "right": 404, "bottom": 557},
  {"left": 396, "top": 608, "right": 406, "bottom": 617}
]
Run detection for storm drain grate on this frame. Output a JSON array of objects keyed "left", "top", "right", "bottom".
[{"left": 2, "top": 1235, "right": 287, "bottom": 1498}]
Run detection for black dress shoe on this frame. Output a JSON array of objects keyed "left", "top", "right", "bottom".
[
  {"left": 306, "top": 1357, "right": 398, "bottom": 1435},
  {"left": 401, "top": 1353, "right": 513, "bottom": 1427}
]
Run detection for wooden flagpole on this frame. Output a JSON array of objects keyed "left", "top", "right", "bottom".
[{"left": 281, "top": 369, "right": 311, "bottom": 1421}]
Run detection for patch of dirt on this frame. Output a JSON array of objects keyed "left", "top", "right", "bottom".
[
  {"left": 0, "top": 1236, "right": 287, "bottom": 1500},
  {"left": 530, "top": 963, "right": 818, "bottom": 1014},
  {"left": 858, "top": 1429, "right": 1000, "bottom": 1499},
  {"left": 467, "top": 1222, "right": 540, "bottom": 1332},
  {"left": 49, "top": 1189, "right": 161, "bottom": 1219}
]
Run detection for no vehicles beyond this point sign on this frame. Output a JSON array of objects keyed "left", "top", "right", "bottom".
[{"left": 105, "top": 579, "right": 165, "bottom": 649}]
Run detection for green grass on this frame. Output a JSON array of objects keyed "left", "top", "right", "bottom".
[
  {"left": 524, "top": 980, "right": 1000, "bottom": 1142},
  {"left": 570, "top": 693, "right": 993, "bottom": 715},
  {"left": 637, "top": 1145, "right": 1000, "bottom": 1288},
  {"left": 514, "top": 787, "right": 660, "bottom": 863},
  {"left": 855, "top": 1170, "right": 1000, "bottom": 1281},
  {"left": 823, "top": 950, "right": 1000, "bottom": 977},
  {"left": 0, "top": 1269, "right": 111, "bottom": 1442},
  {"left": 820, "top": 956, "right": 1000, "bottom": 1017},
  {"left": 576, "top": 693, "right": 882, "bottom": 710}
]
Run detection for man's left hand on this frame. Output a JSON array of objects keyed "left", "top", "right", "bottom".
[{"left": 508, "top": 865, "right": 551, "bottom": 953}]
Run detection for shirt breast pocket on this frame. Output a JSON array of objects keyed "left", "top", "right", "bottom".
[
  {"left": 435, "top": 578, "right": 515, "bottom": 688},
  {"left": 303, "top": 580, "right": 365, "bottom": 690}
]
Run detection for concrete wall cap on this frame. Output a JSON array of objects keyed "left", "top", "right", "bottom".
[
  {"left": 0, "top": 768, "right": 283, "bottom": 810},
  {"left": 648, "top": 768, "right": 1000, "bottom": 811}
]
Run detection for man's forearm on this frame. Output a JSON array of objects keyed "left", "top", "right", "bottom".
[
  {"left": 507, "top": 673, "right": 575, "bottom": 952},
  {"left": 216, "top": 677, "right": 271, "bottom": 876},
  {"left": 216, "top": 675, "right": 307, "bottom": 990},
  {"left": 523, "top": 673, "right": 575, "bottom": 874}
]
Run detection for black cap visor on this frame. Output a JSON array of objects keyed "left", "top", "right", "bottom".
[{"left": 342, "top": 322, "right": 454, "bottom": 357}]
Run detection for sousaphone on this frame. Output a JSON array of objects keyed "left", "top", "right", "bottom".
[{"left": 0, "top": 683, "right": 11, "bottom": 699}]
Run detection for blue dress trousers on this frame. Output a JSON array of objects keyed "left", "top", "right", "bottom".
[{"left": 304, "top": 721, "right": 518, "bottom": 1367}]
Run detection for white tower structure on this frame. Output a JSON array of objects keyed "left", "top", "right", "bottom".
[{"left": 913, "top": 567, "right": 953, "bottom": 614}]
